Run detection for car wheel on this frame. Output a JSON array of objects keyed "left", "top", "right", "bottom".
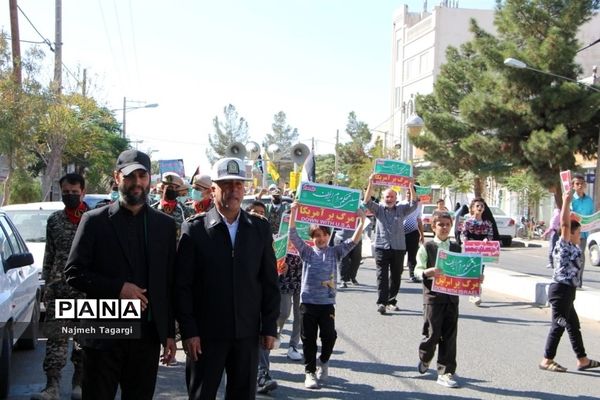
[
  {"left": 589, "top": 243, "right": 600, "bottom": 266},
  {"left": 0, "top": 323, "right": 13, "bottom": 399},
  {"left": 501, "top": 237, "right": 512, "bottom": 247},
  {"left": 17, "top": 294, "right": 40, "bottom": 350}
]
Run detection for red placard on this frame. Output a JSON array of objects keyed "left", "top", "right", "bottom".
[
  {"left": 371, "top": 173, "right": 413, "bottom": 188},
  {"left": 296, "top": 204, "right": 358, "bottom": 230}
]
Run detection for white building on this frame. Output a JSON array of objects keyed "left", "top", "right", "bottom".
[{"left": 389, "top": 1, "right": 600, "bottom": 220}]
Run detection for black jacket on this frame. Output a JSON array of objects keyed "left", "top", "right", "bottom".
[
  {"left": 65, "top": 201, "right": 177, "bottom": 347},
  {"left": 175, "top": 206, "right": 280, "bottom": 340}
]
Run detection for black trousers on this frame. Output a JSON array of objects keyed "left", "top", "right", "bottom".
[
  {"left": 81, "top": 337, "right": 160, "bottom": 400},
  {"left": 186, "top": 336, "right": 258, "bottom": 400},
  {"left": 404, "top": 230, "right": 420, "bottom": 278},
  {"left": 375, "top": 248, "right": 406, "bottom": 305},
  {"left": 340, "top": 240, "right": 362, "bottom": 282},
  {"left": 544, "top": 283, "right": 587, "bottom": 359},
  {"left": 419, "top": 303, "right": 458, "bottom": 375},
  {"left": 300, "top": 303, "right": 337, "bottom": 374}
]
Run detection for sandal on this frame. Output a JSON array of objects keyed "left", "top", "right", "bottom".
[
  {"left": 577, "top": 359, "right": 600, "bottom": 371},
  {"left": 539, "top": 361, "right": 567, "bottom": 372}
]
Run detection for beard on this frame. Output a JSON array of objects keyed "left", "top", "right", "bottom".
[{"left": 120, "top": 183, "right": 149, "bottom": 206}]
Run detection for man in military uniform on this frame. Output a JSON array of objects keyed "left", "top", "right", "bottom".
[
  {"left": 151, "top": 172, "right": 186, "bottom": 237},
  {"left": 257, "top": 184, "right": 290, "bottom": 235},
  {"left": 32, "top": 174, "right": 89, "bottom": 400}
]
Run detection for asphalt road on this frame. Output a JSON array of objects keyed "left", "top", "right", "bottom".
[{"left": 7, "top": 246, "right": 600, "bottom": 399}]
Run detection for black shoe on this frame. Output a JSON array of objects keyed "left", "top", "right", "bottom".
[
  {"left": 257, "top": 371, "right": 278, "bottom": 393},
  {"left": 377, "top": 304, "right": 386, "bottom": 315},
  {"left": 351, "top": 279, "right": 359, "bottom": 285}
]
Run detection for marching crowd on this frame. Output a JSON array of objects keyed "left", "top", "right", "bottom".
[{"left": 31, "top": 149, "right": 599, "bottom": 400}]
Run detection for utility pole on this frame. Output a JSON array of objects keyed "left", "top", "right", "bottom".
[
  {"left": 54, "top": 0, "right": 62, "bottom": 94},
  {"left": 82, "top": 68, "right": 87, "bottom": 97},
  {"left": 122, "top": 96, "right": 127, "bottom": 139},
  {"left": 334, "top": 129, "right": 339, "bottom": 185},
  {"left": 9, "top": 0, "right": 21, "bottom": 85}
]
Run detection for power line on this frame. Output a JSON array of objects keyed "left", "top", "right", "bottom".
[
  {"left": 112, "top": 0, "right": 129, "bottom": 84},
  {"left": 17, "top": 5, "right": 53, "bottom": 51},
  {"left": 128, "top": 0, "right": 141, "bottom": 90},
  {"left": 97, "top": 0, "right": 122, "bottom": 88}
]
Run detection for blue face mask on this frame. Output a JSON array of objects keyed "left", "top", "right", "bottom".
[
  {"left": 110, "top": 190, "right": 119, "bottom": 202},
  {"left": 191, "top": 188, "right": 203, "bottom": 202}
]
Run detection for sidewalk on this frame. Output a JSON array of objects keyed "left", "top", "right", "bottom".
[{"left": 362, "top": 235, "right": 600, "bottom": 322}]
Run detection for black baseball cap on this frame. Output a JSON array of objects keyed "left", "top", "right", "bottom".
[{"left": 116, "top": 150, "right": 151, "bottom": 176}]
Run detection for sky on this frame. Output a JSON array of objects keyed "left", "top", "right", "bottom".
[{"left": 4, "top": 0, "right": 496, "bottom": 177}]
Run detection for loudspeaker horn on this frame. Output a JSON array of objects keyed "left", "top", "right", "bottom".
[
  {"left": 245, "top": 141, "right": 260, "bottom": 160},
  {"left": 290, "top": 143, "right": 310, "bottom": 165},
  {"left": 225, "top": 141, "right": 247, "bottom": 159}
]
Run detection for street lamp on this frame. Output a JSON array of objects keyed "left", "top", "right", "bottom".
[
  {"left": 504, "top": 57, "right": 600, "bottom": 209},
  {"left": 503, "top": 58, "right": 600, "bottom": 93},
  {"left": 119, "top": 96, "right": 159, "bottom": 139},
  {"left": 405, "top": 114, "right": 424, "bottom": 162}
]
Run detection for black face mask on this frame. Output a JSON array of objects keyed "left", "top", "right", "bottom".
[
  {"left": 62, "top": 194, "right": 81, "bottom": 209},
  {"left": 164, "top": 188, "right": 178, "bottom": 201},
  {"left": 272, "top": 196, "right": 282, "bottom": 204}
]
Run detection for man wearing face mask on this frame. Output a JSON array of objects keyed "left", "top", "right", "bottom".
[
  {"left": 257, "top": 184, "right": 290, "bottom": 235},
  {"left": 188, "top": 174, "right": 213, "bottom": 215},
  {"left": 32, "top": 174, "right": 89, "bottom": 400},
  {"left": 151, "top": 172, "right": 187, "bottom": 238}
]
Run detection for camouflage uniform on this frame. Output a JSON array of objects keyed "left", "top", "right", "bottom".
[
  {"left": 151, "top": 201, "right": 186, "bottom": 238},
  {"left": 42, "top": 209, "right": 86, "bottom": 383},
  {"left": 265, "top": 202, "right": 290, "bottom": 236}
]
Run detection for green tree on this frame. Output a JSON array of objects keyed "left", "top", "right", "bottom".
[
  {"left": 337, "top": 112, "right": 373, "bottom": 189},
  {"left": 206, "top": 104, "right": 249, "bottom": 164},
  {"left": 0, "top": 32, "right": 46, "bottom": 205},
  {"left": 8, "top": 167, "right": 41, "bottom": 204},
  {"left": 411, "top": 42, "right": 509, "bottom": 199},
  {"left": 502, "top": 169, "right": 548, "bottom": 220},
  {"left": 413, "top": 0, "right": 600, "bottom": 203},
  {"left": 263, "top": 111, "right": 299, "bottom": 187},
  {"left": 315, "top": 154, "right": 335, "bottom": 184}
]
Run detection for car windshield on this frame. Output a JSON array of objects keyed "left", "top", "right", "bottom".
[
  {"left": 422, "top": 205, "right": 436, "bottom": 214},
  {"left": 3, "top": 209, "right": 55, "bottom": 242},
  {"left": 488, "top": 206, "right": 507, "bottom": 216}
]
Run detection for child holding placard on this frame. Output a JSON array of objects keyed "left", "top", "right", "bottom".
[
  {"left": 414, "top": 211, "right": 462, "bottom": 388},
  {"left": 288, "top": 202, "right": 366, "bottom": 389},
  {"left": 539, "top": 188, "right": 599, "bottom": 372}
]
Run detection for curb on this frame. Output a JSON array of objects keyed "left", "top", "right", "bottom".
[{"left": 484, "top": 266, "right": 600, "bottom": 322}]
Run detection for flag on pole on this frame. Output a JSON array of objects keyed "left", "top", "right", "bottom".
[
  {"left": 256, "top": 155, "right": 264, "bottom": 173},
  {"left": 301, "top": 150, "right": 316, "bottom": 182},
  {"left": 264, "top": 152, "right": 280, "bottom": 182}
]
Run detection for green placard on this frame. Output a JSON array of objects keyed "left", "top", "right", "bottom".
[
  {"left": 435, "top": 249, "right": 482, "bottom": 278},
  {"left": 415, "top": 185, "right": 431, "bottom": 196},
  {"left": 374, "top": 159, "right": 412, "bottom": 177},
  {"left": 573, "top": 210, "right": 600, "bottom": 233},
  {"left": 297, "top": 182, "right": 361, "bottom": 213},
  {"left": 279, "top": 214, "right": 310, "bottom": 240},
  {"left": 273, "top": 234, "right": 288, "bottom": 261}
]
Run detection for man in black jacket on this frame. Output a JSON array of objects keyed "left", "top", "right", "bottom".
[
  {"left": 175, "top": 157, "right": 280, "bottom": 399},
  {"left": 65, "top": 150, "right": 177, "bottom": 399}
]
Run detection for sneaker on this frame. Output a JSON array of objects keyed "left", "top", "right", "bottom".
[
  {"left": 418, "top": 360, "right": 429, "bottom": 374},
  {"left": 338, "top": 281, "right": 348, "bottom": 289},
  {"left": 386, "top": 304, "right": 400, "bottom": 312},
  {"left": 546, "top": 263, "right": 553, "bottom": 269},
  {"left": 469, "top": 296, "right": 482, "bottom": 306},
  {"left": 287, "top": 346, "right": 303, "bottom": 361},
  {"left": 377, "top": 304, "right": 386, "bottom": 315},
  {"left": 257, "top": 371, "right": 278, "bottom": 393},
  {"left": 351, "top": 278, "right": 360, "bottom": 285},
  {"left": 437, "top": 373, "right": 459, "bottom": 388},
  {"left": 316, "top": 359, "right": 329, "bottom": 381},
  {"left": 304, "top": 372, "right": 319, "bottom": 389},
  {"left": 409, "top": 276, "right": 421, "bottom": 283}
]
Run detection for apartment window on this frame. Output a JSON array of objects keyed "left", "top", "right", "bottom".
[
  {"left": 419, "top": 51, "right": 431, "bottom": 74},
  {"left": 404, "top": 57, "right": 418, "bottom": 80},
  {"left": 396, "top": 38, "right": 402, "bottom": 62},
  {"left": 394, "top": 87, "right": 401, "bottom": 109}
]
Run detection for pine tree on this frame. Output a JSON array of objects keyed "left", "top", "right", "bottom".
[{"left": 206, "top": 104, "right": 249, "bottom": 164}]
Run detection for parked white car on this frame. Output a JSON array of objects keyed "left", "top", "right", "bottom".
[
  {"left": 586, "top": 231, "right": 600, "bottom": 266},
  {"left": 1, "top": 202, "right": 64, "bottom": 280},
  {"left": 0, "top": 211, "right": 40, "bottom": 398}
]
